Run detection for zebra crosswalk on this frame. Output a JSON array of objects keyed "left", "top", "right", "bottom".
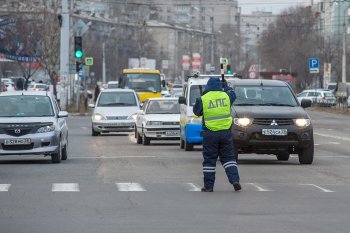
[{"left": 0, "top": 182, "right": 344, "bottom": 193}]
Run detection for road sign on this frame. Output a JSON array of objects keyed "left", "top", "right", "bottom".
[
  {"left": 162, "top": 60, "right": 169, "bottom": 69},
  {"left": 220, "top": 58, "right": 228, "bottom": 66},
  {"left": 85, "top": 57, "right": 94, "bottom": 66},
  {"left": 210, "top": 65, "right": 215, "bottom": 73},
  {"left": 309, "top": 58, "right": 319, "bottom": 74},
  {"left": 72, "top": 19, "right": 89, "bottom": 36}
]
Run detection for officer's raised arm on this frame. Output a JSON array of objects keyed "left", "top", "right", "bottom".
[{"left": 193, "top": 98, "right": 203, "bottom": 117}]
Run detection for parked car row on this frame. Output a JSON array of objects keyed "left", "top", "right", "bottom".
[{"left": 296, "top": 89, "right": 336, "bottom": 106}]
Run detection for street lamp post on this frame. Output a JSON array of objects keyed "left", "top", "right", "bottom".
[{"left": 342, "top": 7, "right": 350, "bottom": 83}]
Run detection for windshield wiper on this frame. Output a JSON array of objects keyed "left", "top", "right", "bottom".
[{"left": 263, "top": 103, "right": 296, "bottom": 107}]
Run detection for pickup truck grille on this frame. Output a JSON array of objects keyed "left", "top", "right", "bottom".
[{"left": 253, "top": 118, "right": 294, "bottom": 126}]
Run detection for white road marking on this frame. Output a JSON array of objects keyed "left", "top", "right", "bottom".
[
  {"left": 52, "top": 183, "right": 80, "bottom": 192},
  {"left": 116, "top": 183, "right": 146, "bottom": 191},
  {"left": 73, "top": 156, "right": 157, "bottom": 159},
  {"left": 0, "top": 184, "right": 11, "bottom": 192},
  {"left": 314, "top": 132, "right": 350, "bottom": 142},
  {"left": 186, "top": 183, "right": 201, "bottom": 191},
  {"left": 327, "top": 129, "right": 334, "bottom": 131},
  {"left": 300, "top": 184, "right": 334, "bottom": 193},
  {"left": 329, "top": 142, "right": 340, "bottom": 145},
  {"left": 314, "top": 143, "right": 320, "bottom": 146},
  {"left": 80, "top": 126, "right": 89, "bottom": 130},
  {"left": 248, "top": 183, "right": 272, "bottom": 192}
]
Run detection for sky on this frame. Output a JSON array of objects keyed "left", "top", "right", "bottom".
[{"left": 239, "top": 0, "right": 308, "bottom": 14}]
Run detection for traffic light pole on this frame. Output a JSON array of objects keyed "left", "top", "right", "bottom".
[{"left": 59, "top": 0, "right": 70, "bottom": 110}]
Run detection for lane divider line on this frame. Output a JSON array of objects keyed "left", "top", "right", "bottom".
[
  {"left": 248, "top": 183, "right": 272, "bottom": 192},
  {"left": 314, "top": 132, "right": 350, "bottom": 142},
  {"left": 52, "top": 183, "right": 80, "bottom": 192},
  {"left": 0, "top": 184, "right": 11, "bottom": 192},
  {"left": 116, "top": 183, "right": 146, "bottom": 191},
  {"left": 300, "top": 184, "right": 335, "bottom": 193},
  {"left": 186, "top": 183, "right": 201, "bottom": 191}
]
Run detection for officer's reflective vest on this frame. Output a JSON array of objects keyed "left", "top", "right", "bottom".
[{"left": 201, "top": 91, "right": 232, "bottom": 131}]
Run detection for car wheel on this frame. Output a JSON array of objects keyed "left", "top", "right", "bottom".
[
  {"left": 51, "top": 141, "right": 62, "bottom": 163},
  {"left": 142, "top": 132, "right": 150, "bottom": 145},
  {"left": 298, "top": 139, "right": 314, "bottom": 164},
  {"left": 180, "top": 139, "right": 184, "bottom": 149},
  {"left": 92, "top": 126, "right": 99, "bottom": 136},
  {"left": 276, "top": 152, "right": 289, "bottom": 161},
  {"left": 61, "top": 142, "right": 68, "bottom": 160},
  {"left": 136, "top": 131, "right": 142, "bottom": 144}
]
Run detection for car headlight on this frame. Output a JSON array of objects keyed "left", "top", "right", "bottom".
[
  {"left": 37, "top": 124, "right": 55, "bottom": 133},
  {"left": 127, "top": 113, "right": 137, "bottom": 121},
  {"left": 187, "top": 116, "right": 202, "bottom": 124},
  {"left": 93, "top": 113, "right": 106, "bottom": 121},
  {"left": 233, "top": 118, "right": 253, "bottom": 127},
  {"left": 147, "top": 121, "right": 162, "bottom": 126},
  {"left": 294, "top": 118, "right": 311, "bottom": 127}
]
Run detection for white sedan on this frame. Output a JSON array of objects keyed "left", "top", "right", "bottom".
[{"left": 134, "top": 98, "right": 180, "bottom": 145}]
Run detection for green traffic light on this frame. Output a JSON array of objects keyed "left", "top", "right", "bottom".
[
  {"left": 75, "top": 50, "right": 83, "bottom": 58},
  {"left": 227, "top": 70, "right": 231, "bottom": 74}
]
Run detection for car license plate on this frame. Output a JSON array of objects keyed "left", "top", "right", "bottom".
[
  {"left": 262, "top": 129, "right": 287, "bottom": 136},
  {"left": 4, "top": 138, "right": 31, "bottom": 145},
  {"left": 166, "top": 131, "right": 179, "bottom": 136}
]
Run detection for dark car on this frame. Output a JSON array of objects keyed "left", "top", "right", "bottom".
[{"left": 230, "top": 79, "right": 313, "bottom": 164}]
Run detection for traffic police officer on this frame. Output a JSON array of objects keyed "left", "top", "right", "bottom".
[{"left": 193, "top": 77, "right": 241, "bottom": 192}]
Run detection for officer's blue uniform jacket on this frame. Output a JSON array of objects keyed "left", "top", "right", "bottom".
[{"left": 193, "top": 78, "right": 240, "bottom": 189}]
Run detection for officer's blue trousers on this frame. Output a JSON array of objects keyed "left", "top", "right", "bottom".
[{"left": 202, "top": 129, "right": 240, "bottom": 189}]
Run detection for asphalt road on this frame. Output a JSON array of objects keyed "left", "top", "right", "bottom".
[{"left": 1, "top": 109, "right": 350, "bottom": 233}]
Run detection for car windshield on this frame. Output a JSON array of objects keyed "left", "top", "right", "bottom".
[
  {"left": 323, "top": 92, "right": 334, "bottom": 97},
  {"left": 189, "top": 85, "right": 206, "bottom": 106},
  {"left": 234, "top": 86, "right": 298, "bottom": 106},
  {"left": 97, "top": 92, "right": 137, "bottom": 107},
  {"left": 108, "top": 84, "right": 118, "bottom": 89},
  {"left": 0, "top": 95, "right": 54, "bottom": 117},
  {"left": 146, "top": 100, "right": 180, "bottom": 114},
  {"left": 124, "top": 73, "right": 161, "bottom": 92}
]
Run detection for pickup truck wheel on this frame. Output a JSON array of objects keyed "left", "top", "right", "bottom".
[
  {"left": 142, "top": 132, "right": 150, "bottom": 145},
  {"left": 276, "top": 152, "right": 289, "bottom": 161},
  {"left": 298, "top": 142, "right": 314, "bottom": 164},
  {"left": 184, "top": 139, "right": 193, "bottom": 151},
  {"left": 180, "top": 139, "right": 184, "bottom": 149}
]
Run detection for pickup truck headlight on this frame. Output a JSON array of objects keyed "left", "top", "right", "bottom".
[
  {"left": 234, "top": 118, "right": 253, "bottom": 127},
  {"left": 147, "top": 121, "right": 162, "bottom": 126},
  {"left": 93, "top": 113, "right": 106, "bottom": 121},
  {"left": 294, "top": 118, "right": 310, "bottom": 127},
  {"left": 37, "top": 124, "right": 55, "bottom": 133}
]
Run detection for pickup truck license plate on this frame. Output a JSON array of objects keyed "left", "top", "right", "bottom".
[
  {"left": 262, "top": 129, "right": 287, "bottom": 136},
  {"left": 4, "top": 138, "right": 31, "bottom": 145}
]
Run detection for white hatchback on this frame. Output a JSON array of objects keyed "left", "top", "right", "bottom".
[
  {"left": 90, "top": 89, "right": 140, "bottom": 136},
  {"left": 297, "top": 89, "right": 336, "bottom": 106},
  {"left": 134, "top": 98, "right": 180, "bottom": 145}
]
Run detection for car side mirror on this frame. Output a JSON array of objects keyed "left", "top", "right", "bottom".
[
  {"left": 88, "top": 104, "right": 95, "bottom": 108},
  {"left": 58, "top": 111, "right": 68, "bottom": 118},
  {"left": 178, "top": 96, "right": 186, "bottom": 105},
  {"left": 301, "top": 99, "right": 312, "bottom": 108},
  {"left": 137, "top": 110, "right": 144, "bottom": 115}
]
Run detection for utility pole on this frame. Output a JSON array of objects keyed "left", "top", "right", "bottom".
[{"left": 59, "top": 0, "right": 70, "bottom": 110}]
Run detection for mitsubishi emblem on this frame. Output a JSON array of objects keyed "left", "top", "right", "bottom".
[
  {"left": 14, "top": 129, "right": 21, "bottom": 134},
  {"left": 270, "top": 120, "right": 278, "bottom": 126}
]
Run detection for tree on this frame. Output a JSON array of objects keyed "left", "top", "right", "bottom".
[{"left": 258, "top": 6, "right": 322, "bottom": 89}]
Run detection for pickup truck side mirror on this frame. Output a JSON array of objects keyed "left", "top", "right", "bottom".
[
  {"left": 178, "top": 96, "right": 186, "bottom": 105},
  {"left": 301, "top": 99, "right": 312, "bottom": 108}
]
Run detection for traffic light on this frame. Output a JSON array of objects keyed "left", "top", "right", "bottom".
[
  {"left": 76, "top": 61, "right": 83, "bottom": 72},
  {"left": 74, "top": 36, "right": 83, "bottom": 59},
  {"left": 226, "top": 65, "right": 231, "bottom": 74}
]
